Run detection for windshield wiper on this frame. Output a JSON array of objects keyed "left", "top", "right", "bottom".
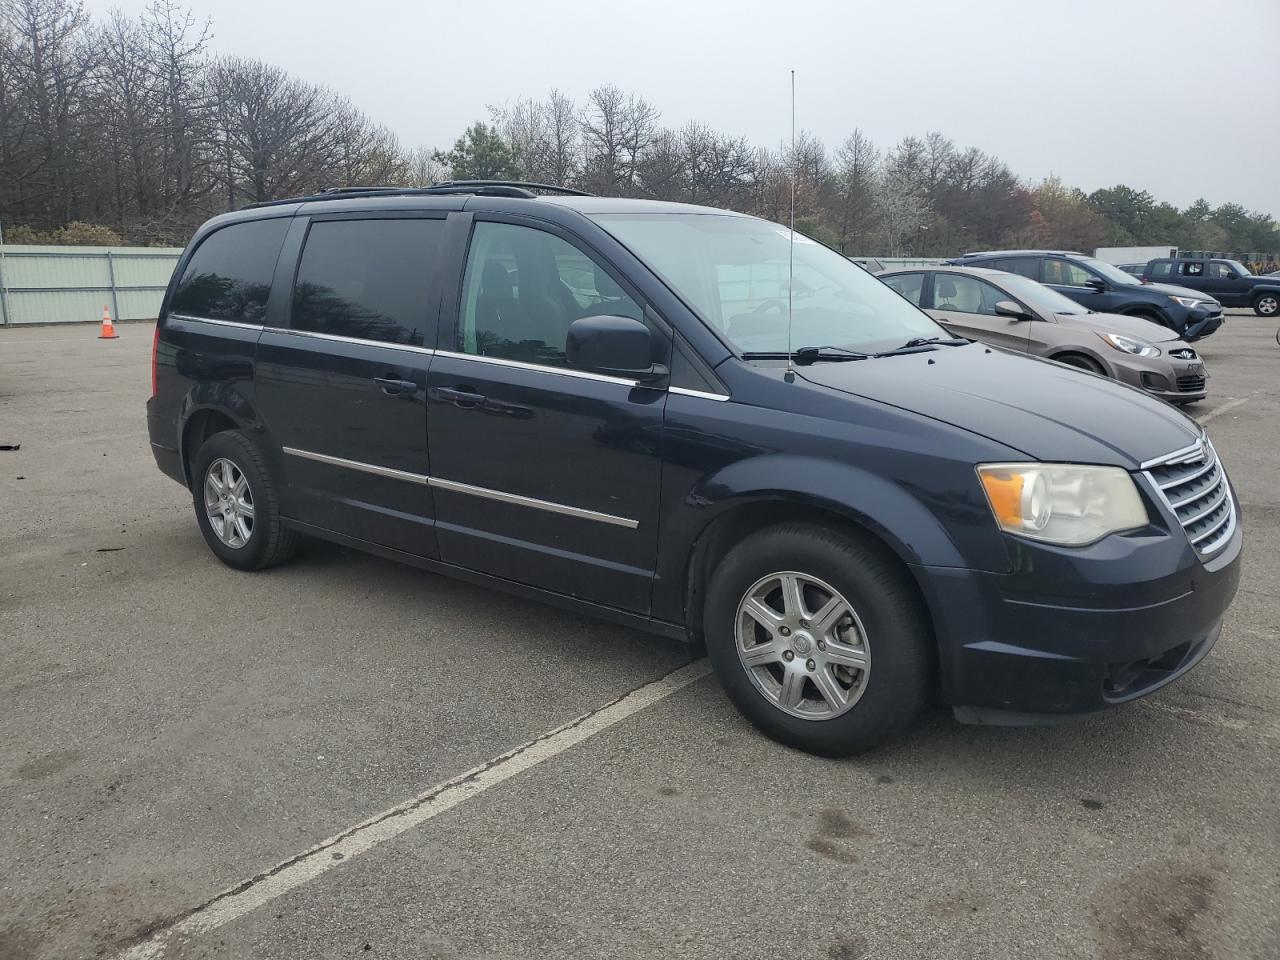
[
  {"left": 794, "top": 345, "right": 870, "bottom": 365},
  {"left": 873, "top": 336, "right": 968, "bottom": 357},
  {"left": 741, "top": 346, "right": 870, "bottom": 365}
]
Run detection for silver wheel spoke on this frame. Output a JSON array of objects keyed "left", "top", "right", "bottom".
[
  {"left": 810, "top": 665, "right": 848, "bottom": 711},
  {"left": 778, "top": 668, "right": 805, "bottom": 709},
  {"left": 234, "top": 514, "right": 251, "bottom": 544},
  {"left": 823, "top": 642, "right": 869, "bottom": 671},
  {"left": 237, "top": 497, "right": 254, "bottom": 518},
  {"left": 743, "top": 597, "right": 784, "bottom": 634},
  {"left": 740, "top": 638, "right": 785, "bottom": 668},
  {"left": 779, "top": 574, "right": 805, "bottom": 619},
  {"left": 231, "top": 474, "right": 248, "bottom": 498},
  {"left": 811, "top": 594, "right": 847, "bottom": 634}
]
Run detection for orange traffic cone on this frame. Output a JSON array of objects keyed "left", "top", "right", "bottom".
[{"left": 98, "top": 305, "right": 118, "bottom": 339}]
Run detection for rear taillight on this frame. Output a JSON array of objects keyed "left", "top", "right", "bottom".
[{"left": 151, "top": 324, "right": 160, "bottom": 397}]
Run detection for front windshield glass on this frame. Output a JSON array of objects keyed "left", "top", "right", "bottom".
[
  {"left": 590, "top": 213, "right": 944, "bottom": 354},
  {"left": 1081, "top": 258, "right": 1140, "bottom": 286},
  {"left": 992, "top": 274, "right": 1089, "bottom": 315},
  {"left": 1225, "top": 259, "right": 1251, "bottom": 276}
]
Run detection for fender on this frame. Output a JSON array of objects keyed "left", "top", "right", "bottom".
[
  {"left": 652, "top": 451, "right": 1010, "bottom": 626},
  {"left": 176, "top": 383, "right": 284, "bottom": 488}
]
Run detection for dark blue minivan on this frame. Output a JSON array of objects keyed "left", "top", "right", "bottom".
[{"left": 146, "top": 182, "right": 1242, "bottom": 755}]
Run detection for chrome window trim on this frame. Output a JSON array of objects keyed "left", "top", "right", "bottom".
[
  {"left": 273, "top": 327, "right": 435, "bottom": 356},
  {"left": 282, "top": 447, "right": 430, "bottom": 485},
  {"left": 434, "top": 349, "right": 642, "bottom": 388},
  {"left": 281, "top": 447, "right": 639, "bottom": 529},
  {"left": 168, "top": 313, "right": 264, "bottom": 332},
  {"left": 669, "top": 386, "right": 730, "bottom": 402},
  {"left": 427, "top": 477, "right": 639, "bottom": 528}
]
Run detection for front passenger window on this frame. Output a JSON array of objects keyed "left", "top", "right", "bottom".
[{"left": 459, "top": 222, "right": 643, "bottom": 367}]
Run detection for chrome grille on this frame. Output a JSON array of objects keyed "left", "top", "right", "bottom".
[{"left": 1143, "top": 440, "right": 1234, "bottom": 556}]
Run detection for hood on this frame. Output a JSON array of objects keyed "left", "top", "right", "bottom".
[
  {"left": 1056, "top": 310, "right": 1184, "bottom": 344},
  {"left": 1141, "top": 281, "right": 1219, "bottom": 303},
  {"left": 797, "top": 343, "right": 1200, "bottom": 468}
]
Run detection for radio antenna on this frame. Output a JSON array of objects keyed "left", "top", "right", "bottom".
[{"left": 785, "top": 69, "right": 796, "bottom": 379}]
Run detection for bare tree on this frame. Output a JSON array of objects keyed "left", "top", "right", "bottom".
[{"left": 832, "top": 129, "right": 878, "bottom": 253}]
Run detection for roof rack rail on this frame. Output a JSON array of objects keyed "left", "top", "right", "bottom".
[
  {"left": 432, "top": 180, "right": 591, "bottom": 197},
  {"left": 246, "top": 180, "right": 591, "bottom": 209}
]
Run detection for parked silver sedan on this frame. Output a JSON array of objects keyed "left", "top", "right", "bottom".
[{"left": 878, "top": 265, "right": 1207, "bottom": 405}]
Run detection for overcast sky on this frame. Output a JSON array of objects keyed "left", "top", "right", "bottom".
[{"left": 91, "top": 0, "right": 1280, "bottom": 215}]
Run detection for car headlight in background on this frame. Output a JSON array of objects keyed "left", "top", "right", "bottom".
[
  {"left": 1169, "top": 296, "right": 1209, "bottom": 310},
  {"left": 1098, "top": 332, "right": 1160, "bottom": 357},
  {"left": 977, "top": 463, "right": 1149, "bottom": 545}
]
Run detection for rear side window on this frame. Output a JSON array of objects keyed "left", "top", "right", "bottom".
[
  {"left": 983, "top": 257, "right": 1039, "bottom": 280},
  {"left": 883, "top": 272, "right": 924, "bottom": 306},
  {"left": 1147, "top": 261, "right": 1172, "bottom": 279},
  {"left": 292, "top": 219, "right": 445, "bottom": 346},
  {"left": 172, "top": 218, "right": 289, "bottom": 323}
]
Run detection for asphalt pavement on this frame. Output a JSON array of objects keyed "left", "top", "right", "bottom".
[{"left": 1, "top": 312, "right": 1276, "bottom": 960}]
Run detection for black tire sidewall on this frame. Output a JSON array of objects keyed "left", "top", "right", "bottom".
[
  {"left": 704, "top": 524, "right": 930, "bottom": 756},
  {"left": 191, "top": 432, "right": 274, "bottom": 570}
]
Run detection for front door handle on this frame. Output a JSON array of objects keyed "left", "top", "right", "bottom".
[
  {"left": 434, "top": 386, "right": 487, "bottom": 407},
  {"left": 374, "top": 377, "right": 418, "bottom": 396}
]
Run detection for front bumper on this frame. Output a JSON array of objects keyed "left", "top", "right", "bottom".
[
  {"left": 1182, "top": 309, "right": 1224, "bottom": 341},
  {"left": 1112, "top": 354, "right": 1208, "bottom": 404},
  {"left": 912, "top": 502, "right": 1242, "bottom": 719}
]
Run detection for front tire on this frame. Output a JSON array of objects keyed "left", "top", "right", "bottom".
[
  {"left": 191, "top": 429, "right": 298, "bottom": 571},
  {"left": 704, "top": 523, "right": 931, "bottom": 756},
  {"left": 1254, "top": 293, "right": 1279, "bottom": 317},
  {"left": 1055, "top": 353, "right": 1106, "bottom": 375}
]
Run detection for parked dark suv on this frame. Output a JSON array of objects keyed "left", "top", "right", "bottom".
[
  {"left": 947, "top": 250, "right": 1225, "bottom": 341},
  {"left": 1141, "top": 257, "right": 1280, "bottom": 317},
  {"left": 147, "top": 183, "right": 1242, "bottom": 755}
]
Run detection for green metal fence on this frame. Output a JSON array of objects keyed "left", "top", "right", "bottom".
[{"left": 0, "top": 243, "right": 182, "bottom": 326}]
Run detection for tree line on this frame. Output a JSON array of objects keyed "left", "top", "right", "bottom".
[{"left": 2, "top": 0, "right": 1276, "bottom": 259}]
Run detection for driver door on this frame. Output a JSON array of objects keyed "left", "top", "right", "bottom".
[{"left": 425, "top": 214, "right": 669, "bottom": 614}]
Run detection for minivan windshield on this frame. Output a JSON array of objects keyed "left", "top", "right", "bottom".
[
  {"left": 591, "top": 213, "right": 944, "bottom": 354},
  {"left": 993, "top": 274, "right": 1089, "bottom": 315},
  {"left": 1081, "top": 258, "right": 1141, "bottom": 286}
]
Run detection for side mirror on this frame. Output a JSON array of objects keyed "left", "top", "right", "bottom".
[
  {"left": 1085, "top": 278, "right": 1107, "bottom": 293},
  {"left": 566, "top": 315, "right": 667, "bottom": 382},
  {"left": 994, "top": 300, "right": 1032, "bottom": 321}
]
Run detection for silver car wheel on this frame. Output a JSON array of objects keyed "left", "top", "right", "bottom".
[
  {"left": 735, "top": 571, "right": 871, "bottom": 720},
  {"left": 1257, "top": 295, "right": 1278, "bottom": 316},
  {"left": 203, "top": 457, "right": 255, "bottom": 549}
]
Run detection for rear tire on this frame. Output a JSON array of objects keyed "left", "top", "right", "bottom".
[
  {"left": 704, "top": 522, "right": 931, "bottom": 756},
  {"left": 191, "top": 429, "right": 298, "bottom": 571},
  {"left": 1254, "top": 293, "right": 1279, "bottom": 317}
]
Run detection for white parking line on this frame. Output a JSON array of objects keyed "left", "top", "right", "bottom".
[
  {"left": 116, "top": 658, "right": 712, "bottom": 960},
  {"left": 1197, "top": 395, "right": 1253, "bottom": 425}
]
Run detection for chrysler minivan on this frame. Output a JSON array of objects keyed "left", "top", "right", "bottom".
[{"left": 146, "top": 181, "right": 1242, "bottom": 755}]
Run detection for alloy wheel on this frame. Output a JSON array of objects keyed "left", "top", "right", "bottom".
[
  {"left": 1258, "top": 295, "right": 1278, "bottom": 317},
  {"left": 735, "top": 571, "right": 871, "bottom": 720},
  {"left": 203, "top": 457, "right": 255, "bottom": 548}
]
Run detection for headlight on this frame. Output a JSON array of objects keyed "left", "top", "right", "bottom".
[
  {"left": 977, "top": 463, "right": 1149, "bottom": 545},
  {"left": 1170, "top": 296, "right": 1207, "bottom": 309},
  {"left": 1098, "top": 332, "right": 1160, "bottom": 358}
]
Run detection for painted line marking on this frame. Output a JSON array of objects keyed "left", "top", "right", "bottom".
[
  {"left": 1197, "top": 395, "right": 1253, "bottom": 426},
  {"left": 116, "top": 658, "right": 712, "bottom": 960}
]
